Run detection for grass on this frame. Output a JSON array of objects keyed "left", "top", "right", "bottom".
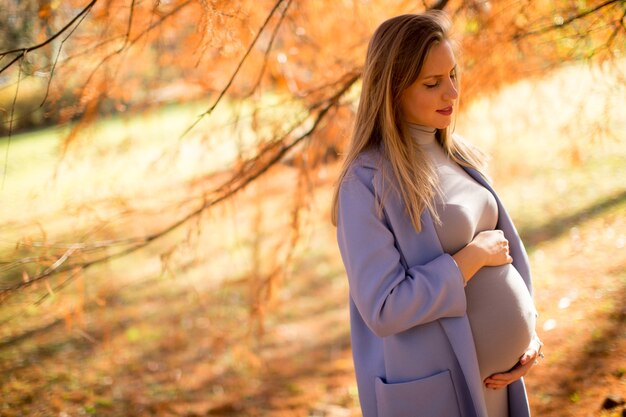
[
  {"left": 0, "top": 60, "right": 625, "bottom": 416},
  {"left": 0, "top": 91, "right": 303, "bottom": 230}
]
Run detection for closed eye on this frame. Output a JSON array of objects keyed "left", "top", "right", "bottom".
[
  {"left": 426, "top": 69, "right": 457, "bottom": 89},
  {"left": 423, "top": 65, "right": 457, "bottom": 89}
]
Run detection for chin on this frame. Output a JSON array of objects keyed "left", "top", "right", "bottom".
[{"left": 435, "top": 117, "right": 453, "bottom": 130}]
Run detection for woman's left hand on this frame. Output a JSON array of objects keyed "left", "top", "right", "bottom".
[{"left": 484, "top": 336, "right": 544, "bottom": 390}]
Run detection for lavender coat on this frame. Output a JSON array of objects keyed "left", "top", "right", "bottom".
[{"left": 336, "top": 147, "right": 534, "bottom": 417}]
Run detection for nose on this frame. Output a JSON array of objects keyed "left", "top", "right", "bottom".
[{"left": 443, "top": 78, "right": 459, "bottom": 101}]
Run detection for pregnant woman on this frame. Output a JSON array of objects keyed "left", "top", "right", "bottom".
[{"left": 332, "top": 11, "right": 544, "bottom": 417}]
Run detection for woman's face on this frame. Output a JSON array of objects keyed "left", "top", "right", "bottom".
[{"left": 400, "top": 40, "right": 458, "bottom": 129}]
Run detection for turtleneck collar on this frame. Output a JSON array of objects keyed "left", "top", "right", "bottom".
[{"left": 406, "top": 123, "right": 436, "bottom": 145}]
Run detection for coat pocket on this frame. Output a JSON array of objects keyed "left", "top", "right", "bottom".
[{"left": 375, "top": 369, "right": 462, "bottom": 417}]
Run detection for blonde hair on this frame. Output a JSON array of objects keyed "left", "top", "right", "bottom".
[{"left": 331, "top": 11, "right": 486, "bottom": 232}]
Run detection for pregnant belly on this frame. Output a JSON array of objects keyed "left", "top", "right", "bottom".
[{"left": 465, "top": 264, "right": 537, "bottom": 379}]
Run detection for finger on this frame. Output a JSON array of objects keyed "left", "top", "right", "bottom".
[
  {"left": 485, "top": 383, "right": 508, "bottom": 390},
  {"left": 484, "top": 378, "right": 511, "bottom": 389},
  {"left": 508, "top": 361, "right": 534, "bottom": 380},
  {"left": 487, "top": 372, "right": 513, "bottom": 381},
  {"left": 520, "top": 349, "right": 537, "bottom": 365},
  {"left": 485, "top": 380, "right": 512, "bottom": 389},
  {"left": 486, "top": 362, "right": 533, "bottom": 386},
  {"left": 485, "top": 377, "right": 513, "bottom": 389}
]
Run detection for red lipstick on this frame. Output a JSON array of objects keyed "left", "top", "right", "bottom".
[{"left": 436, "top": 106, "right": 453, "bottom": 116}]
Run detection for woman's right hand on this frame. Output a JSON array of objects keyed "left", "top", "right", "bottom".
[
  {"left": 471, "top": 230, "right": 513, "bottom": 267},
  {"left": 452, "top": 230, "right": 512, "bottom": 284}
]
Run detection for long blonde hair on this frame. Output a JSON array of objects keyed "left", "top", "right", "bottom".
[{"left": 331, "top": 11, "right": 486, "bottom": 232}]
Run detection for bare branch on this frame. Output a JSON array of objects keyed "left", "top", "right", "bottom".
[
  {"left": 513, "top": 0, "right": 623, "bottom": 40},
  {"left": 0, "top": 0, "right": 98, "bottom": 75}
]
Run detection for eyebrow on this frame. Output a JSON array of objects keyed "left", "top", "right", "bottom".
[{"left": 421, "top": 64, "right": 457, "bottom": 80}]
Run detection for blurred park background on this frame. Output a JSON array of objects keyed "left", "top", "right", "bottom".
[{"left": 0, "top": 0, "right": 625, "bottom": 416}]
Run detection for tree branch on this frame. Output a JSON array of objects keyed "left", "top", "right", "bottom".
[
  {"left": 0, "top": 0, "right": 98, "bottom": 75},
  {"left": 0, "top": 71, "right": 361, "bottom": 300},
  {"left": 123, "top": 0, "right": 137, "bottom": 49},
  {"left": 243, "top": 0, "right": 294, "bottom": 98},
  {"left": 605, "top": 8, "right": 626, "bottom": 49},
  {"left": 179, "top": 0, "right": 288, "bottom": 139},
  {"left": 40, "top": 2, "right": 95, "bottom": 108},
  {"left": 59, "top": 0, "right": 194, "bottom": 155},
  {"left": 512, "top": 0, "right": 623, "bottom": 40}
]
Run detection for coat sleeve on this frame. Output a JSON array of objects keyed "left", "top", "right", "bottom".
[{"left": 336, "top": 167, "right": 467, "bottom": 338}]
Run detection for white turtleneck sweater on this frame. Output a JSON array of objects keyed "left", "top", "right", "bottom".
[
  {"left": 408, "top": 123, "right": 537, "bottom": 417},
  {"left": 407, "top": 123, "right": 498, "bottom": 254}
]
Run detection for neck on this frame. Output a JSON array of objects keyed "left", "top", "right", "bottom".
[{"left": 406, "top": 123, "right": 436, "bottom": 145}]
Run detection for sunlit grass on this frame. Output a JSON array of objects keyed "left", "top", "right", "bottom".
[{"left": 0, "top": 92, "right": 304, "bottom": 230}]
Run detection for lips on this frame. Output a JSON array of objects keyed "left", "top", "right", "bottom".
[{"left": 436, "top": 106, "right": 453, "bottom": 116}]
